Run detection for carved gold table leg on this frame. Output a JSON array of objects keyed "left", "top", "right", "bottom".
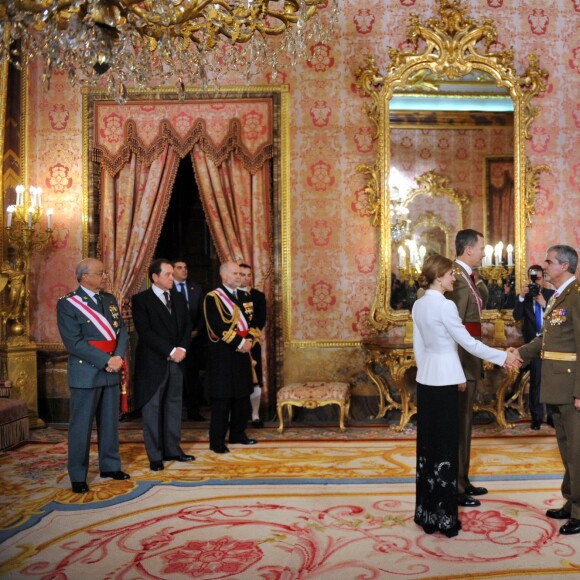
[
  {"left": 384, "top": 353, "right": 417, "bottom": 432},
  {"left": 475, "top": 365, "right": 522, "bottom": 430},
  {"left": 364, "top": 354, "right": 401, "bottom": 420},
  {"left": 276, "top": 403, "right": 285, "bottom": 433}
]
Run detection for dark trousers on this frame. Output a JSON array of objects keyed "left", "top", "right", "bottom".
[
  {"left": 68, "top": 384, "right": 121, "bottom": 482},
  {"left": 141, "top": 362, "right": 184, "bottom": 462},
  {"left": 209, "top": 396, "right": 251, "bottom": 448},
  {"left": 457, "top": 378, "right": 476, "bottom": 495}
]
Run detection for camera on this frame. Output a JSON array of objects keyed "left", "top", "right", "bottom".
[{"left": 528, "top": 268, "right": 541, "bottom": 298}]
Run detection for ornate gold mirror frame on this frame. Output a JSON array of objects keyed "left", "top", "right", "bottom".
[{"left": 355, "top": 0, "right": 548, "bottom": 333}]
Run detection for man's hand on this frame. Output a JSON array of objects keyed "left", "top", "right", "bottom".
[
  {"left": 504, "top": 347, "right": 523, "bottom": 369},
  {"left": 535, "top": 293, "right": 547, "bottom": 309},
  {"left": 238, "top": 340, "right": 253, "bottom": 354},
  {"left": 106, "top": 355, "right": 123, "bottom": 372},
  {"left": 171, "top": 348, "right": 186, "bottom": 363},
  {"left": 458, "top": 382, "right": 467, "bottom": 392},
  {"left": 519, "top": 285, "right": 530, "bottom": 299}
]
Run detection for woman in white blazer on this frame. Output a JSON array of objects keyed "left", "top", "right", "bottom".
[{"left": 412, "top": 254, "right": 518, "bottom": 538}]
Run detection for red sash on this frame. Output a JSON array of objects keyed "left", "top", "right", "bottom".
[{"left": 88, "top": 339, "right": 117, "bottom": 354}]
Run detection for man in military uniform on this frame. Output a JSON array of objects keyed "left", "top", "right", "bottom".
[
  {"left": 239, "top": 263, "right": 267, "bottom": 428},
  {"left": 447, "top": 229, "right": 487, "bottom": 507},
  {"left": 56, "top": 258, "right": 130, "bottom": 493},
  {"left": 204, "top": 261, "right": 259, "bottom": 453},
  {"left": 517, "top": 245, "right": 580, "bottom": 535}
]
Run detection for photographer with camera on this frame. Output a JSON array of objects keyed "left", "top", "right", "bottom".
[{"left": 513, "top": 265, "right": 555, "bottom": 430}]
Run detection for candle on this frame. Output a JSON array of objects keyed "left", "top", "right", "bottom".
[
  {"left": 15, "top": 185, "right": 24, "bottom": 206},
  {"left": 6, "top": 205, "right": 15, "bottom": 228},
  {"left": 398, "top": 245, "right": 406, "bottom": 268},
  {"left": 28, "top": 206, "right": 34, "bottom": 227},
  {"left": 484, "top": 245, "right": 493, "bottom": 267},
  {"left": 47, "top": 208, "right": 54, "bottom": 230},
  {"left": 29, "top": 186, "right": 36, "bottom": 207},
  {"left": 506, "top": 244, "right": 514, "bottom": 267}
]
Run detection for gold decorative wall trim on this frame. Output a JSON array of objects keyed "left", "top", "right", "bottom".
[{"left": 0, "top": 59, "right": 7, "bottom": 261}]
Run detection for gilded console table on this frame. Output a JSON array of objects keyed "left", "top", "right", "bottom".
[{"left": 362, "top": 336, "right": 524, "bottom": 431}]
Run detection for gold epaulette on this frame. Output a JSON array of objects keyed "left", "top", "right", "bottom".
[{"left": 58, "top": 290, "right": 77, "bottom": 301}]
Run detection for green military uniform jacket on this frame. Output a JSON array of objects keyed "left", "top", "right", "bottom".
[
  {"left": 519, "top": 278, "right": 580, "bottom": 404},
  {"left": 447, "top": 262, "right": 484, "bottom": 381}
]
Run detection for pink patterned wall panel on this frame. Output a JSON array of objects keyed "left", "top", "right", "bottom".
[{"left": 20, "top": 0, "right": 579, "bottom": 344}]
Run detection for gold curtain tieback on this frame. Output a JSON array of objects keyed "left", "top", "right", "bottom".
[{"left": 541, "top": 351, "right": 577, "bottom": 362}]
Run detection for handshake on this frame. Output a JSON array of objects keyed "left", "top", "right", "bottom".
[{"left": 504, "top": 347, "right": 524, "bottom": 370}]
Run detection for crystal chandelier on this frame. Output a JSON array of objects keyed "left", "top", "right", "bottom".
[
  {"left": 390, "top": 187, "right": 410, "bottom": 243},
  {"left": 0, "top": 0, "right": 338, "bottom": 102}
]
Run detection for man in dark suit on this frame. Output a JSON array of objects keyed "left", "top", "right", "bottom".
[
  {"left": 513, "top": 264, "right": 555, "bottom": 430},
  {"left": 447, "top": 229, "right": 487, "bottom": 507},
  {"left": 132, "top": 258, "right": 193, "bottom": 471},
  {"left": 239, "top": 263, "right": 267, "bottom": 428},
  {"left": 517, "top": 245, "right": 580, "bottom": 535},
  {"left": 56, "top": 258, "right": 130, "bottom": 493},
  {"left": 204, "top": 261, "right": 258, "bottom": 453},
  {"left": 172, "top": 259, "right": 207, "bottom": 421}
]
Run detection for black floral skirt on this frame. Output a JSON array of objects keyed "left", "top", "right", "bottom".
[{"left": 414, "top": 383, "right": 461, "bottom": 538}]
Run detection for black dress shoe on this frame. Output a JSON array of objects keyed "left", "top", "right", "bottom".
[
  {"left": 188, "top": 413, "right": 207, "bottom": 421},
  {"left": 150, "top": 461, "right": 164, "bottom": 471},
  {"left": 530, "top": 420, "right": 541, "bottom": 430},
  {"left": 546, "top": 416, "right": 555, "bottom": 428},
  {"left": 251, "top": 419, "right": 264, "bottom": 428},
  {"left": 100, "top": 470, "right": 130, "bottom": 480},
  {"left": 163, "top": 454, "right": 195, "bottom": 462},
  {"left": 546, "top": 507, "right": 571, "bottom": 519},
  {"left": 210, "top": 445, "right": 230, "bottom": 454},
  {"left": 458, "top": 494, "right": 481, "bottom": 507},
  {"left": 465, "top": 485, "right": 488, "bottom": 496},
  {"left": 229, "top": 437, "right": 257, "bottom": 445},
  {"left": 71, "top": 482, "right": 89, "bottom": 493},
  {"left": 560, "top": 518, "right": 580, "bottom": 535}
]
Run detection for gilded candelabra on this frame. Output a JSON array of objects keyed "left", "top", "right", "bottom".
[{"left": 1, "top": 185, "right": 54, "bottom": 428}]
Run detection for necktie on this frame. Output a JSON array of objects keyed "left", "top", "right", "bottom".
[
  {"left": 232, "top": 290, "right": 237, "bottom": 299},
  {"left": 94, "top": 293, "right": 103, "bottom": 313},
  {"left": 534, "top": 301, "right": 543, "bottom": 335},
  {"left": 163, "top": 291, "right": 172, "bottom": 314},
  {"left": 179, "top": 282, "right": 188, "bottom": 303},
  {"left": 470, "top": 273, "right": 476, "bottom": 282}
]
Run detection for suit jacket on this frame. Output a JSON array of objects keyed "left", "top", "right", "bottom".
[
  {"left": 204, "top": 285, "right": 254, "bottom": 398},
  {"left": 131, "top": 287, "right": 192, "bottom": 408},
  {"left": 175, "top": 279, "right": 205, "bottom": 333},
  {"left": 56, "top": 287, "right": 128, "bottom": 388},
  {"left": 519, "top": 279, "right": 580, "bottom": 404},
  {"left": 447, "top": 262, "right": 484, "bottom": 381},
  {"left": 413, "top": 290, "right": 506, "bottom": 385},
  {"left": 513, "top": 287, "right": 555, "bottom": 343}
]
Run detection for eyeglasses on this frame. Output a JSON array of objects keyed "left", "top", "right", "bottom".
[{"left": 86, "top": 271, "right": 108, "bottom": 277}]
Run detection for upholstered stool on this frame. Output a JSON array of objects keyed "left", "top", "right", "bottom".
[
  {"left": 0, "top": 395, "right": 29, "bottom": 450},
  {"left": 277, "top": 381, "right": 351, "bottom": 433}
]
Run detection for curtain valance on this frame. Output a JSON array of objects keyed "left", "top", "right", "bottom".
[{"left": 92, "top": 99, "right": 274, "bottom": 176}]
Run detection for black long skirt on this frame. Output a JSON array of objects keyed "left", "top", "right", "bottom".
[{"left": 414, "top": 382, "right": 461, "bottom": 537}]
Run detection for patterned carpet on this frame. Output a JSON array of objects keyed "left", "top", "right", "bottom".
[{"left": 1, "top": 422, "right": 577, "bottom": 579}]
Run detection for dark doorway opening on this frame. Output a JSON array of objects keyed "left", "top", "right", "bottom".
[{"left": 155, "top": 155, "right": 219, "bottom": 289}]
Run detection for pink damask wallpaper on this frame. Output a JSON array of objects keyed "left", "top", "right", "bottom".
[{"left": 16, "top": 0, "right": 580, "bottom": 352}]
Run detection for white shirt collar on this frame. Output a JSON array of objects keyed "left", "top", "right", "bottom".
[
  {"left": 224, "top": 284, "right": 237, "bottom": 294},
  {"left": 81, "top": 285, "right": 98, "bottom": 299},
  {"left": 455, "top": 259, "right": 472, "bottom": 275},
  {"left": 151, "top": 284, "right": 166, "bottom": 298},
  {"left": 555, "top": 276, "right": 576, "bottom": 295}
]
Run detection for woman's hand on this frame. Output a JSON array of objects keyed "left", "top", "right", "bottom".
[{"left": 458, "top": 382, "right": 467, "bottom": 392}]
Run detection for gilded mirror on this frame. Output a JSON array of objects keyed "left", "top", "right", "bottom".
[{"left": 356, "top": 0, "right": 548, "bottom": 331}]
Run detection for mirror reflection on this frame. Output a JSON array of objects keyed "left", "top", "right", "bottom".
[{"left": 388, "top": 71, "right": 515, "bottom": 311}]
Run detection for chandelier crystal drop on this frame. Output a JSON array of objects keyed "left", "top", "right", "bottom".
[{"left": 0, "top": 0, "right": 338, "bottom": 102}]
